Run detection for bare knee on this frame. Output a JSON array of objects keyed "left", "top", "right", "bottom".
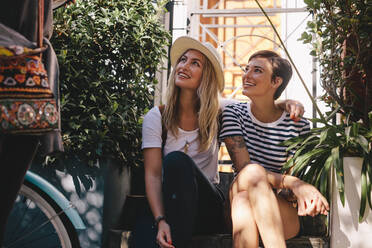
[
  {"left": 230, "top": 192, "right": 259, "bottom": 248},
  {"left": 232, "top": 164, "right": 268, "bottom": 193},
  {"left": 231, "top": 191, "right": 250, "bottom": 209}
]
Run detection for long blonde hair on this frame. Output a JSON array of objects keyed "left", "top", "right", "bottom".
[{"left": 163, "top": 50, "right": 220, "bottom": 152}]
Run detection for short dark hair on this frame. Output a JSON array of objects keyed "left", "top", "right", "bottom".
[{"left": 248, "top": 50, "right": 292, "bottom": 100}]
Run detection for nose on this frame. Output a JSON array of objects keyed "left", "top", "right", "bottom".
[
  {"left": 243, "top": 68, "right": 251, "bottom": 80},
  {"left": 178, "top": 59, "right": 191, "bottom": 70}
]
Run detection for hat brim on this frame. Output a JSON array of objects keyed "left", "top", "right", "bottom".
[{"left": 170, "top": 36, "right": 224, "bottom": 93}]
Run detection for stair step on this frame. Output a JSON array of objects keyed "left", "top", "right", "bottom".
[
  {"left": 116, "top": 231, "right": 329, "bottom": 248},
  {"left": 191, "top": 234, "right": 328, "bottom": 248}
]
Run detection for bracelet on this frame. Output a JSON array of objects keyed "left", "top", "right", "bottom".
[
  {"left": 281, "top": 174, "right": 286, "bottom": 189},
  {"left": 154, "top": 215, "right": 166, "bottom": 226}
]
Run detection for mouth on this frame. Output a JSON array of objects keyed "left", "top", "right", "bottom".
[
  {"left": 177, "top": 71, "right": 190, "bottom": 79},
  {"left": 243, "top": 81, "right": 256, "bottom": 87}
]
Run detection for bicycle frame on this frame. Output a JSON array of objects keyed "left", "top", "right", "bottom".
[{"left": 25, "top": 171, "right": 86, "bottom": 230}]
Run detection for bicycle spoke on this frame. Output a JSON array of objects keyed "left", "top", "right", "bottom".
[
  {"left": 8, "top": 231, "right": 61, "bottom": 248},
  {"left": 4, "top": 184, "right": 76, "bottom": 248},
  {"left": 6, "top": 209, "right": 65, "bottom": 248}
]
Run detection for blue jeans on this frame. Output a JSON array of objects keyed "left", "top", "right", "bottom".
[{"left": 129, "top": 151, "right": 226, "bottom": 248}]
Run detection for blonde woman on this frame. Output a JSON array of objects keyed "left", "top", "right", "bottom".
[{"left": 133, "top": 37, "right": 305, "bottom": 248}]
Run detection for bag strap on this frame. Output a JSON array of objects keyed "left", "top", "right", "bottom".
[
  {"left": 38, "top": 0, "right": 44, "bottom": 48},
  {"left": 158, "top": 105, "right": 167, "bottom": 152},
  {"left": 217, "top": 110, "right": 222, "bottom": 148},
  {"left": 38, "top": 0, "right": 44, "bottom": 59}
]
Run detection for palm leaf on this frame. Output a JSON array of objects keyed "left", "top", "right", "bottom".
[
  {"left": 291, "top": 148, "right": 328, "bottom": 176},
  {"left": 319, "top": 154, "right": 333, "bottom": 198},
  {"left": 356, "top": 135, "right": 369, "bottom": 154},
  {"left": 360, "top": 157, "right": 368, "bottom": 222},
  {"left": 332, "top": 146, "right": 345, "bottom": 205},
  {"left": 366, "top": 153, "right": 372, "bottom": 209},
  {"left": 283, "top": 140, "right": 318, "bottom": 171}
]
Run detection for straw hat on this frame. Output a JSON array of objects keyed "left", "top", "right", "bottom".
[{"left": 170, "top": 36, "right": 225, "bottom": 92}]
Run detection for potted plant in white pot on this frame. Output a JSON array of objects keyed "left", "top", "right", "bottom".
[{"left": 279, "top": 1, "right": 372, "bottom": 247}]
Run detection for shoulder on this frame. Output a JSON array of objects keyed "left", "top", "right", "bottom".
[
  {"left": 223, "top": 101, "right": 248, "bottom": 114},
  {"left": 142, "top": 106, "right": 162, "bottom": 139},
  {"left": 143, "top": 106, "right": 161, "bottom": 129},
  {"left": 220, "top": 97, "right": 239, "bottom": 110},
  {"left": 144, "top": 106, "right": 161, "bottom": 120}
]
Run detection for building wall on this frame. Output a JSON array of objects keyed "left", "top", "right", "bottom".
[{"left": 175, "top": 0, "right": 320, "bottom": 163}]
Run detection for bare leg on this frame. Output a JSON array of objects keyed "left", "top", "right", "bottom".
[
  {"left": 230, "top": 164, "right": 288, "bottom": 248},
  {"left": 277, "top": 196, "right": 300, "bottom": 240},
  {"left": 230, "top": 191, "right": 259, "bottom": 248}
]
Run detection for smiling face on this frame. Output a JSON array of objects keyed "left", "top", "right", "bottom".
[
  {"left": 174, "top": 49, "right": 205, "bottom": 91},
  {"left": 242, "top": 57, "right": 281, "bottom": 100}
]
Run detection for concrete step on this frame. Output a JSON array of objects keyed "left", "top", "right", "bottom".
[
  {"left": 191, "top": 234, "right": 329, "bottom": 248},
  {"left": 113, "top": 170, "right": 329, "bottom": 248},
  {"left": 115, "top": 231, "right": 329, "bottom": 248}
]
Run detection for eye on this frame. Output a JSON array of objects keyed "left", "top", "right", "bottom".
[
  {"left": 192, "top": 61, "right": 200, "bottom": 67},
  {"left": 180, "top": 56, "right": 187, "bottom": 62},
  {"left": 244, "top": 65, "right": 249, "bottom": 72},
  {"left": 254, "top": 68, "right": 262, "bottom": 73}
]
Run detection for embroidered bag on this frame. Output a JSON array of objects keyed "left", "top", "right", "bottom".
[{"left": 0, "top": 0, "right": 58, "bottom": 134}]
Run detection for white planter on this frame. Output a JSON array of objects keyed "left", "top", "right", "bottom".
[{"left": 330, "top": 157, "right": 372, "bottom": 248}]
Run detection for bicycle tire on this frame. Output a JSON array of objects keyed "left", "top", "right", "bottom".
[{"left": 4, "top": 183, "right": 79, "bottom": 248}]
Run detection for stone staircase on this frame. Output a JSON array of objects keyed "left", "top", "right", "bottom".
[
  {"left": 110, "top": 231, "right": 328, "bottom": 248},
  {"left": 109, "top": 169, "right": 329, "bottom": 248}
]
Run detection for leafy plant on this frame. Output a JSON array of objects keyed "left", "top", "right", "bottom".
[
  {"left": 49, "top": 0, "right": 170, "bottom": 170},
  {"left": 287, "top": 0, "right": 371, "bottom": 222},
  {"left": 255, "top": 0, "right": 372, "bottom": 221},
  {"left": 282, "top": 112, "right": 372, "bottom": 221},
  {"left": 300, "top": 0, "right": 372, "bottom": 124}
]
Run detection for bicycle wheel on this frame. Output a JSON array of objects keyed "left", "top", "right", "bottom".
[{"left": 4, "top": 182, "right": 78, "bottom": 248}]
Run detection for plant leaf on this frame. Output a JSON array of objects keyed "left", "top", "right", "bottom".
[
  {"left": 320, "top": 154, "right": 333, "bottom": 198},
  {"left": 318, "top": 128, "right": 329, "bottom": 146},
  {"left": 332, "top": 146, "right": 345, "bottom": 205},
  {"left": 325, "top": 106, "right": 341, "bottom": 122},
  {"left": 360, "top": 157, "right": 368, "bottom": 222},
  {"left": 292, "top": 148, "right": 327, "bottom": 176},
  {"left": 366, "top": 153, "right": 372, "bottom": 209},
  {"left": 356, "top": 135, "right": 369, "bottom": 154}
]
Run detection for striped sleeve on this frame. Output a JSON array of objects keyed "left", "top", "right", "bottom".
[{"left": 219, "top": 103, "right": 244, "bottom": 141}]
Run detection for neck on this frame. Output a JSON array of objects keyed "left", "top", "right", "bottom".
[
  {"left": 178, "top": 90, "right": 198, "bottom": 115},
  {"left": 249, "top": 96, "right": 283, "bottom": 123},
  {"left": 177, "top": 90, "right": 199, "bottom": 131}
]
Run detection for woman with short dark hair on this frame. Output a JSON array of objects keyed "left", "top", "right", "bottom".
[{"left": 220, "top": 50, "right": 329, "bottom": 248}]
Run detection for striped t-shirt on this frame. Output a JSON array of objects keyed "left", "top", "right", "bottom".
[{"left": 219, "top": 102, "right": 310, "bottom": 173}]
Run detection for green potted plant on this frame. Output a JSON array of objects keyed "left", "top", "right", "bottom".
[
  {"left": 48, "top": 0, "right": 170, "bottom": 246},
  {"left": 278, "top": 1, "right": 371, "bottom": 247},
  {"left": 255, "top": 0, "right": 370, "bottom": 246}
]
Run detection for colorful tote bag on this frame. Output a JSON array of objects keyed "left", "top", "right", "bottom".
[{"left": 0, "top": 0, "right": 59, "bottom": 134}]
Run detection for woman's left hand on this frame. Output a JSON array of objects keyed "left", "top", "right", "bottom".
[{"left": 290, "top": 180, "right": 329, "bottom": 216}]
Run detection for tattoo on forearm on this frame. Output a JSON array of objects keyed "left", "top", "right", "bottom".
[
  {"left": 225, "top": 136, "right": 250, "bottom": 170},
  {"left": 225, "top": 136, "right": 246, "bottom": 151}
]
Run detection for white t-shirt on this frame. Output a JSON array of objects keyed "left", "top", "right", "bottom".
[{"left": 141, "top": 98, "right": 236, "bottom": 184}]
